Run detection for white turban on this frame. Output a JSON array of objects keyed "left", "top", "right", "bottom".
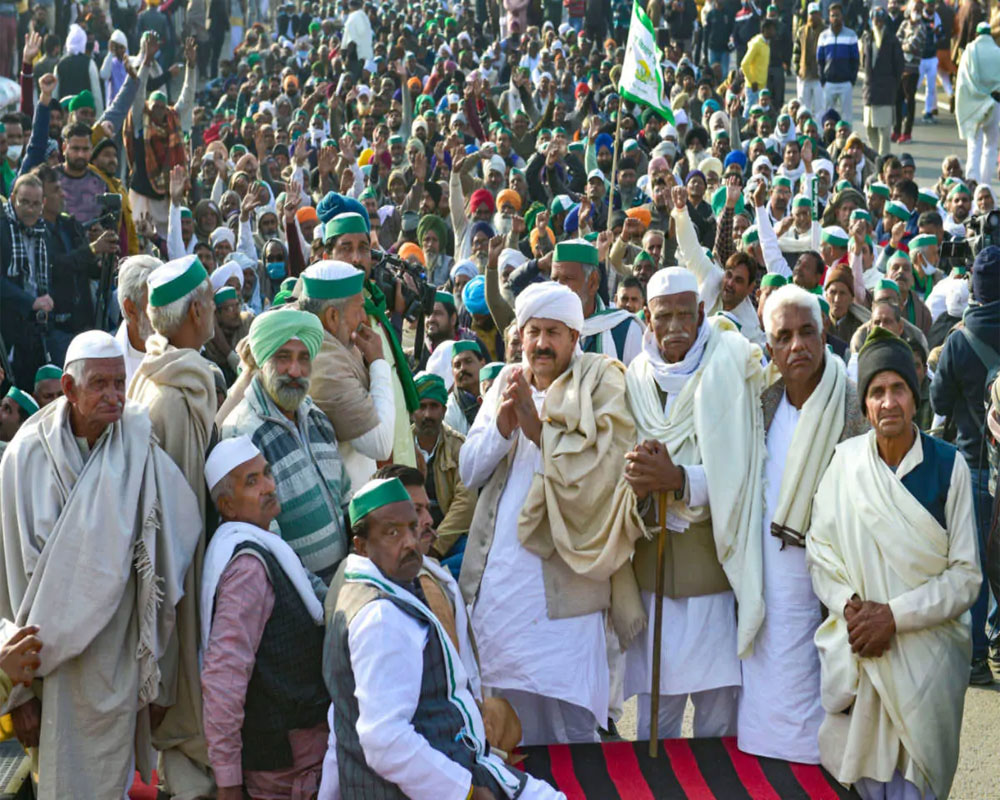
[
  {"left": 498, "top": 248, "right": 527, "bottom": 274},
  {"left": 425, "top": 344, "right": 455, "bottom": 390},
  {"left": 210, "top": 261, "right": 245, "bottom": 291},
  {"left": 210, "top": 226, "right": 236, "bottom": 248},
  {"left": 945, "top": 278, "right": 970, "bottom": 318},
  {"left": 66, "top": 24, "right": 87, "bottom": 56},
  {"left": 813, "top": 158, "right": 834, "bottom": 178},
  {"left": 514, "top": 281, "right": 584, "bottom": 332},
  {"left": 450, "top": 260, "right": 479, "bottom": 281},
  {"left": 646, "top": 266, "right": 700, "bottom": 302},
  {"left": 110, "top": 29, "right": 128, "bottom": 50}
]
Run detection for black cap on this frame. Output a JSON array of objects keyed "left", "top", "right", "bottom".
[{"left": 857, "top": 327, "right": 921, "bottom": 411}]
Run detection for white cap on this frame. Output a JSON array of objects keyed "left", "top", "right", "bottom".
[
  {"left": 210, "top": 260, "right": 245, "bottom": 292},
  {"left": 673, "top": 108, "right": 689, "bottom": 127},
  {"left": 210, "top": 226, "right": 236, "bottom": 248},
  {"left": 425, "top": 343, "right": 455, "bottom": 390},
  {"left": 205, "top": 435, "right": 262, "bottom": 492},
  {"left": 807, "top": 2, "right": 820, "bottom": 12},
  {"left": 587, "top": 168, "right": 607, "bottom": 183},
  {"left": 110, "top": 29, "right": 128, "bottom": 49},
  {"left": 64, "top": 330, "right": 124, "bottom": 366},
  {"left": 302, "top": 260, "right": 361, "bottom": 282},
  {"left": 647, "top": 266, "right": 700, "bottom": 301}
]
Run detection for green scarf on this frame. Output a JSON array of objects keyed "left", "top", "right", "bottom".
[{"left": 364, "top": 279, "right": 419, "bottom": 412}]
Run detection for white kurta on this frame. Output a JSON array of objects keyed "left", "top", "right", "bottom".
[
  {"left": 623, "top": 374, "right": 741, "bottom": 699},
  {"left": 737, "top": 394, "right": 824, "bottom": 763},
  {"left": 460, "top": 380, "right": 608, "bottom": 727},
  {"left": 115, "top": 321, "right": 146, "bottom": 391}
]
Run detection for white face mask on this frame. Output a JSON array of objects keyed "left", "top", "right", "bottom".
[{"left": 6, "top": 144, "right": 22, "bottom": 162}]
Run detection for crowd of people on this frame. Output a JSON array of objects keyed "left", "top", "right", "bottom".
[{"left": 0, "top": 1, "right": 998, "bottom": 799}]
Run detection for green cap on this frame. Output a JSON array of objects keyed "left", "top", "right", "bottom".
[
  {"left": 741, "top": 226, "right": 759, "bottom": 246},
  {"left": 34, "top": 364, "right": 63, "bottom": 384},
  {"left": 180, "top": 206, "right": 193, "bottom": 220},
  {"left": 773, "top": 176, "right": 791, "bottom": 189},
  {"left": 68, "top": 90, "right": 96, "bottom": 111},
  {"left": 348, "top": 477, "right": 412, "bottom": 526},
  {"left": 849, "top": 208, "right": 871, "bottom": 223},
  {"left": 414, "top": 372, "right": 448, "bottom": 406},
  {"left": 876, "top": 278, "right": 901, "bottom": 294},
  {"left": 479, "top": 362, "right": 504, "bottom": 382},
  {"left": 147, "top": 256, "right": 209, "bottom": 308},
  {"left": 272, "top": 290, "right": 294, "bottom": 306},
  {"left": 324, "top": 212, "right": 369, "bottom": 242},
  {"left": 868, "top": 182, "right": 890, "bottom": 198},
  {"left": 280, "top": 277, "right": 298, "bottom": 293},
  {"left": 635, "top": 250, "right": 655, "bottom": 265},
  {"left": 885, "top": 201, "right": 910, "bottom": 221},
  {"left": 948, "top": 183, "right": 971, "bottom": 198},
  {"left": 761, "top": 273, "right": 787, "bottom": 288},
  {"left": 214, "top": 286, "right": 239, "bottom": 306},
  {"left": 918, "top": 189, "right": 939, "bottom": 205},
  {"left": 149, "top": 90, "right": 168, "bottom": 104},
  {"left": 435, "top": 290, "right": 456, "bottom": 309},
  {"left": 553, "top": 240, "right": 599, "bottom": 266},
  {"left": 909, "top": 233, "right": 937, "bottom": 250},
  {"left": 821, "top": 226, "right": 849, "bottom": 248},
  {"left": 300, "top": 271, "right": 365, "bottom": 300},
  {"left": 452, "top": 340, "right": 481, "bottom": 357},
  {"left": 792, "top": 195, "right": 812, "bottom": 208},
  {"left": 5, "top": 386, "right": 39, "bottom": 417}
]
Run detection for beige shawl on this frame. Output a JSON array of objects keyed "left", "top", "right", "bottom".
[
  {"left": 0, "top": 400, "right": 200, "bottom": 798},
  {"left": 807, "top": 433, "right": 979, "bottom": 799},
  {"left": 309, "top": 329, "right": 381, "bottom": 441},
  {"left": 602, "top": 325, "right": 767, "bottom": 657},
  {"left": 129, "top": 335, "right": 217, "bottom": 797}
]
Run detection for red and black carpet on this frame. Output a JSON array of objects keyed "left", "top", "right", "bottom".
[{"left": 518, "top": 738, "right": 860, "bottom": 799}]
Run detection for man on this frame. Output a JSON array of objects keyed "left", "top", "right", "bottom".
[
  {"left": 817, "top": 3, "right": 860, "bottom": 120},
  {"left": 200, "top": 437, "right": 329, "bottom": 800},
  {"left": 603, "top": 267, "right": 765, "bottom": 739},
  {"left": 323, "top": 477, "right": 563, "bottom": 799},
  {"left": 741, "top": 17, "right": 775, "bottom": 108},
  {"left": 459, "top": 281, "right": 636, "bottom": 745},
  {"left": 861, "top": 8, "right": 905, "bottom": 156},
  {"left": 931, "top": 245, "right": 1000, "bottom": 684},
  {"left": 114, "top": 254, "right": 160, "bottom": 388},
  {"left": 797, "top": 2, "right": 825, "bottom": 114},
  {"left": 327, "top": 210, "right": 418, "bottom": 467},
  {"left": 31, "top": 364, "right": 62, "bottom": 408},
  {"left": 203, "top": 285, "right": 253, "bottom": 386},
  {"left": 341, "top": 0, "right": 373, "bottom": 61},
  {"left": 886, "top": 251, "right": 933, "bottom": 334},
  {"left": 220, "top": 308, "right": 350, "bottom": 583},
  {"left": 550, "top": 238, "right": 644, "bottom": 364},
  {"left": 128, "top": 254, "right": 218, "bottom": 800},
  {"left": 0, "top": 386, "right": 38, "bottom": 458},
  {"left": 807, "top": 327, "right": 980, "bottom": 799},
  {"left": 824, "top": 263, "right": 864, "bottom": 344},
  {"left": 956, "top": 22, "right": 1000, "bottom": 185},
  {"left": 0, "top": 330, "right": 200, "bottom": 799},
  {"left": 302, "top": 260, "right": 395, "bottom": 493},
  {"left": 418, "top": 291, "right": 484, "bottom": 371},
  {"left": 57, "top": 122, "right": 108, "bottom": 227},
  {"left": 738, "top": 284, "right": 868, "bottom": 763},
  {"left": 445, "top": 340, "right": 486, "bottom": 435},
  {"left": 672, "top": 185, "right": 768, "bottom": 345},
  {"left": 417, "top": 213, "right": 453, "bottom": 286},
  {"left": 616, "top": 276, "right": 645, "bottom": 314},
  {"left": 412, "top": 372, "right": 477, "bottom": 563}
]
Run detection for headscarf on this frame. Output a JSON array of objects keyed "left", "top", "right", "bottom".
[
  {"left": 514, "top": 281, "right": 585, "bottom": 332},
  {"left": 416, "top": 213, "right": 447, "bottom": 249}
]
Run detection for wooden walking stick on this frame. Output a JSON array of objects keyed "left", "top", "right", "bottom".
[{"left": 649, "top": 491, "right": 668, "bottom": 758}]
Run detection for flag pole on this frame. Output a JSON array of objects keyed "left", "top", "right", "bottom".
[
  {"left": 649, "top": 491, "right": 668, "bottom": 758},
  {"left": 605, "top": 108, "right": 624, "bottom": 235}
]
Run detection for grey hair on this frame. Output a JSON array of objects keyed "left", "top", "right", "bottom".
[
  {"left": 148, "top": 279, "right": 213, "bottom": 338},
  {"left": 298, "top": 294, "right": 353, "bottom": 322},
  {"left": 63, "top": 359, "right": 85, "bottom": 383},
  {"left": 209, "top": 473, "right": 235, "bottom": 508},
  {"left": 117, "top": 255, "right": 162, "bottom": 314},
  {"left": 871, "top": 298, "right": 902, "bottom": 322},
  {"left": 763, "top": 283, "right": 824, "bottom": 345}
]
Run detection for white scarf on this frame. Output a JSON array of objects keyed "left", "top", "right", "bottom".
[
  {"left": 200, "top": 520, "right": 324, "bottom": 653},
  {"left": 639, "top": 319, "right": 710, "bottom": 396}
]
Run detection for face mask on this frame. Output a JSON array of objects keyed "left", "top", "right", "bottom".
[
  {"left": 920, "top": 260, "right": 937, "bottom": 276},
  {"left": 266, "top": 261, "right": 287, "bottom": 280},
  {"left": 6, "top": 144, "right": 22, "bottom": 162}
]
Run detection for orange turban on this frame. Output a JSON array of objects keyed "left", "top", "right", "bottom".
[
  {"left": 399, "top": 242, "right": 426, "bottom": 265},
  {"left": 625, "top": 206, "right": 651, "bottom": 230},
  {"left": 296, "top": 206, "right": 319, "bottom": 224},
  {"left": 529, "top": 226, "right": 556, "bottom": 253},
  {"left": 496, "top": 189, "right": 522, "bottom": 213}
]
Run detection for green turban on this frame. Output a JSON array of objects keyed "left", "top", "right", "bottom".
[
  {"left": 68, "top": 90, "right": 96, "bottom": 111},
  {"left": 415, "top": 372, "right": 448, "bottom": 406},
  {"left": 417, "top": 214, "right": 447, "bottom": 249},
  {"left": 248, "top": 308, "right": 324, "bottom": 367}
]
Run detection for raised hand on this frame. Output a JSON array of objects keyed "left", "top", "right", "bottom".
[
  {"left": 671, "top": 185, "right": 688, "bottom": 211},
  {"left": 169, "top": 164, "right": 188, "bottom": 205},
  {"left": 22, "top": 31, "right": 41, "bottom": 65}
]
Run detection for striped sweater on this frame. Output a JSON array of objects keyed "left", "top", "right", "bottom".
[{"left": 816, "top": 25, "right": 859, "bottom": 84}]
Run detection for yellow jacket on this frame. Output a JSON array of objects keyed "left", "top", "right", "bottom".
[{"left": 741, "top": 34, "right": 771, "bottom": 88}]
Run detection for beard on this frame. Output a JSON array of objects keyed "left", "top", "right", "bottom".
[{"left": 261, "top": 360, "right": 310, "bottom": 412}]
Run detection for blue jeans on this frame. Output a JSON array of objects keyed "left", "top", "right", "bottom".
[
  {"left": 969, "top": 467, "right": 994, "bottom": 661},
  {"left": 708, "top": 49, "right": 730, "bottom": 77},
  {"left": 568, "top": 16, "right": 583, "bottom": 32}
]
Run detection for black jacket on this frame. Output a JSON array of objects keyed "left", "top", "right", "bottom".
[{"left": 860, "top": 27, "right": 904, "bottom": 107}]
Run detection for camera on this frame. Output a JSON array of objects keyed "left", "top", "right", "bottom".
[
  {"left": 964, "top": 210, "right": 1000, "bottom": 254},
  {"left": 96, "top": 193, "right": 122, "bottom": 230},
  {"left": 939, "top": 238, "right": 974, "bottom": 272},
  {"left": 369, "top": 249, "right": 436, "bottom": 322}
]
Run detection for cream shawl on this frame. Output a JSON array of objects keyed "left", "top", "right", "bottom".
[
  {"left": 309, "top": 329, "right": 381, "bottom": 442},
  {"left": 806, "top": 433, "right": 979, "bottom": 799},
  {"left": 603, "top": 324, "right": 767, "bottom": 657},
  {"left": 769, "top": 353, "right": 847, "bottom": 544}
]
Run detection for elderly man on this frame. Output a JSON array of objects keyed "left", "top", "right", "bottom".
[
  {"left": 417, "top": 213, "right": 453, "bottom": 286},
  {"left": 738, "top": 284, "right": 868, "bottom": 763},
  {"left": 128, "top": 253, "right": 219, "bottom": 800},
  {"left": 221, "top": 309, "right": 350, "bottom": 583},
  {"left": 31, "top": 364, "right": 63, "bottom": 408},
  {"left": 412, "top": 373, "right": 478, "bottom": 566},
  {"left": 604, "top": 267, "right": 766, "bottom": 740},
  {"left": 459, "top": 282, "right": 636, "bottom": 745},
  {"left": 114, "top": 254, "right": 161, "bottom": 388},
  {"left": 807, "top": 328, "right": 980, "bottom": 800},
  {"left": 323, "top": 477, "right": 564, "bottom": 799},
  {"left": 200, "top": 437, "right": 329, "bottom": 800},
  {"left": 885, "top": 251, "right": 933, "bottom": 334},
  {"left": 0, "top": 330, "right": 200, "bottom": 799},
  {"left": 671, "top": 184, "right": 769, "bottom": 346},
  {"left": 301, "top": 261, "right": 395, "bottom": 493},
  {"left": 203, "top": 285, "right": 254, "bottom": 387},
  {"left": 327, "top": 210, "right": 417, "bottom": 467},
  {"left": 550, "top": 239, "right": 644, "bottom": 365}
]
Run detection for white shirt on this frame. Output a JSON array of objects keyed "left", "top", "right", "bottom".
[
  {"left": 341, "top": 359, "right": 395, "bottom": 497},
  {"left": 737, "top": 394, "right": 824, "bottom": 763},
  {"left": 459, "top": 377, "right": 609, "bottom": 724},
  {"left": 115, "top": 321, "right": 145, "bottom": 391}
]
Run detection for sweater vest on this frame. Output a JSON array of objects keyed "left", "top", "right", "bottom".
[{"left": 899, "top": 431, "right": 957, "bottom": 530}]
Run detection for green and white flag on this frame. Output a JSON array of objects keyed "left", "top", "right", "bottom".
[{"left": 619, "top": 0, "right": 674, "bottom": 124}]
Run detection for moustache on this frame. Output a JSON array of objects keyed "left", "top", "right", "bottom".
[{"left": 532, "top": 348, "right": 557, "bottom": 359}]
